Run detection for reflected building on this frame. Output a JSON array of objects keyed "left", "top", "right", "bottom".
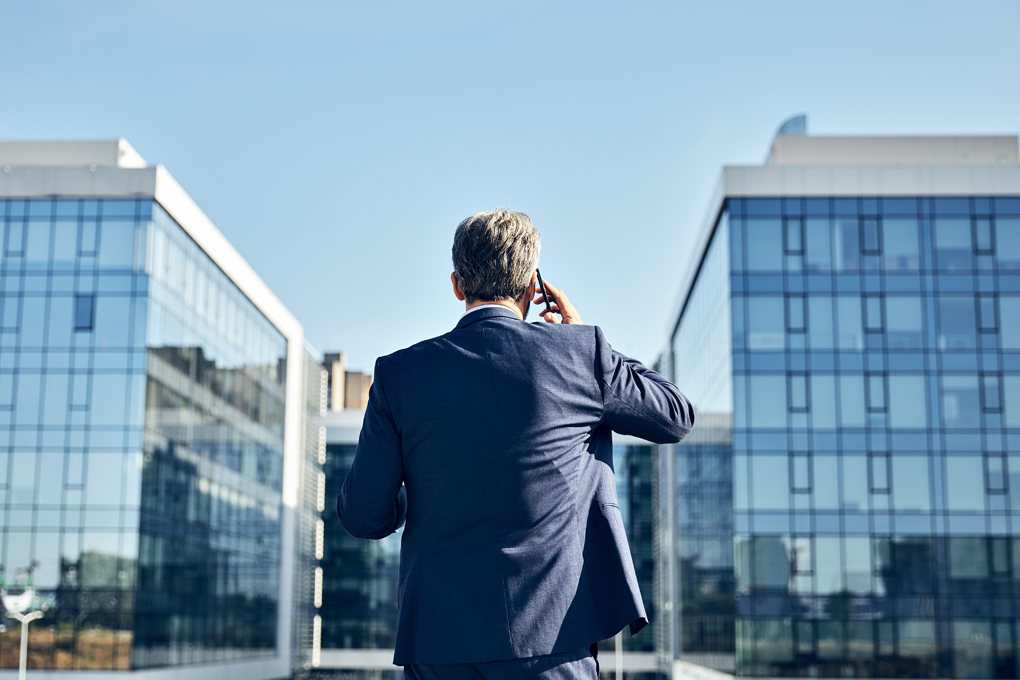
[
  {"left": 0, "top": 140, "right": 322, "bottom": 678},
  {"left": 660, "top": 121, "right": 1020, "bottom": 678}
]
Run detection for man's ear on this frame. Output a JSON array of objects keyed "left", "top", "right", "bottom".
[{"left": 451, "top": 272, "right": 466, "bottom": 302}]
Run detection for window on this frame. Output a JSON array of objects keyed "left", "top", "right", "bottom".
[
  {"left": 882, "top": 218, "right": 920, "bottom": 271},
  {"left": 977, "top": 295, "right": 997, "bottom": 332},
  {"left": 866, "top": 374, "right": 886, "bottom": 412},
  {"left": 934, "top": 218, "right": 973, "bottom": 270},
  {"left": 74, "top": 294, "right": 94, "bottom": 331},
  {"left": 864, "top": 295, "right": 883, "bottom": 332},
  {"left": 861, "top": 218, "right": 880, "bottom": 254},
  {"left": 871, "top": 454, "right": 890, "bottom": 492},
  {"left": 981, "top": 374, "right": 1002, "bottom": 412},
  {"left": 791, "top": 454, "right": 811, "bottom": 492},
  {"left": 789, "top": 374, "right": 808, "bottom": 412},
  {"left": 786, "top": 295, "right": 806, "bottom": 333},
  {"left": 974, "top": 217, "right": 994, "bottom": 254},
  {"left": 784, "top": 218, "right": 803, "bottom": 254}
]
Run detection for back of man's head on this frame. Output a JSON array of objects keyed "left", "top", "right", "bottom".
[{"left": 452, "top": 209, "right": 541, "bottom": 303}]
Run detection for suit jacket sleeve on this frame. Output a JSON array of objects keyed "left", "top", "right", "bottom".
[
  {"left": 336, "top": 358, "right": 407, "bottom": 540},
  {"left": 596, "top": 326, "right": 694, "bottom": 444}
]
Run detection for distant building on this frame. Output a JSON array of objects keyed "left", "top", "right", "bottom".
[
  {"left": 659, "top": 119, "right": 1020, "bottom": 679},
  {"left": 0, "top": 140, "right": 322, "bottom": 678},
  {"left": 322, "top": 352, "right": 373, "bottom": 411}
]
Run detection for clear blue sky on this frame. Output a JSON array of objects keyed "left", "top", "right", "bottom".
[{"left": 2, "top": 1, "right": 1018, "bottom": 369}]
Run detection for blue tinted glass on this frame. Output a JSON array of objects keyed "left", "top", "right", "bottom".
[
  {"left": 55, "top": 200, "right": 79, "bottom": 219},
  {"left": 881, "top": 197, "right": 918, "bottom": 215},
  {"left": 941, "top": 375, "right": 980, "bottom": 429},
  {"left": 746, "top": 219, "right": 783, "bottom": 271},
  {"left": 74, "top": 294, "right": 94, "bottom": 331},
  {"left": 28, "top": 200, "right": 52, "bottom": 219},
  {"left": 994, "top": 197, "right": 1020, "bottom": 214},
  {"left": 93, "top": 296, "right": 131, "bottom": 348},
  {"left": 100, "top": 199, "right": 136, "bottom": 218},
  {"left": 750, "top": 456, "right": 789, "bottom": 509},
  {"left": 934, "top": 197, "right": 970, "bottom": 215},
  {"left": 886, "top": 296, "right": 923, "bottom": 349},
  {"left": 995, "top": 218, "right": 1020, "bottom": 269},
  {"left": 745, "top": 199, "right": 781, "bottom": 216},
  {"left": 97, "top": 222, "right": 135, "bottom": 269},
  {"left": 934, "top": 218, "right": 972, "bottom": 270},
  {"left": 937, "top": 295, "right": 976, "bottom": 349},
  {"left": 20, "top": 297, "right": 47, "bottom": 347},
  {"left": 892, "top": 457, "right": 931, "bottom": 510},
  {"left": 807, "top": 297, "right": 834, "bottom": 349},
  {"left": 747, "top": 296, "right": 784, "bottom": 350},
  {"left": 833, "top": 219, "right": 859, "bottom": 271},
  {"left": 882, "top": 218, "right": 920, "bottom": 271}
]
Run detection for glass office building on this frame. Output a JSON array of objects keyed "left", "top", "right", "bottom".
[
  {"left": 316, "top": 407, "right": 401, "bottom": 679},
  {"left": 0, "top": 141, "right": 315, "bottom": 679},
  {"left": 662, "top": 126, "right": 1020, "bottom": 678}
]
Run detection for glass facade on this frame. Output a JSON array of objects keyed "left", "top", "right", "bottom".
[
  {"left": 319, "top": 442, "right": 400, "bottom": 651},
  {"left": 598, "top": 441, "right": 657, "bottom": 657},
  {"left": 668, "top": 195, "right": 1020, "bottom": 678},
  {"left": 0, "top": 198, "right": 289, "bottom": 669}
]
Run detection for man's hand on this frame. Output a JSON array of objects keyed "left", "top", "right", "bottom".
[{"left": 534, "top": 279, "right": 583, "bottom": 325}]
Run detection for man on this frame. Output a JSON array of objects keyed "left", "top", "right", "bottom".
[{"left": 338, "top": 209, "right": 694, "bottom": 679}]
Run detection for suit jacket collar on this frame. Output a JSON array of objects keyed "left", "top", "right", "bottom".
[{"left": 454, "top": 305, "right": 522, "bottom": 330}]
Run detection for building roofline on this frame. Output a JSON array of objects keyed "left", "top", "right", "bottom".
[{"left": 666, "top": 159, "right": 1020, "bottom": 341}]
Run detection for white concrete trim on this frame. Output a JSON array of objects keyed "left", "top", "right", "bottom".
[
  {"left": 318, "top": 649, "right": 396, "bottom": 669},
  {"left": 673, "top": 659, "right": 735, "bottom": 680},
  {"left": 597, "top": 651, "right": 658, "bottom": 673},
  {"left": 0, "top": 165, "right": 157, "bottom": 198}
]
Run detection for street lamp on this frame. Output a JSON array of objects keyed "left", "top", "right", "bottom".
[
  {"left": 5, "top": 610, "right": 44, "bottom": 680},
  {"left": 3, "top": 582, "right": 44, "bottom": 680}
]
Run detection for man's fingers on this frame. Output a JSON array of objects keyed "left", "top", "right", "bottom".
[{"left": 542, "top": 311, "right": 561, "bottom": 324}]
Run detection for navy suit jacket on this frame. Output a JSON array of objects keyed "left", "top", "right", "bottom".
[{"left": 337, "top": 306, "right": 694, "bottom": 665}]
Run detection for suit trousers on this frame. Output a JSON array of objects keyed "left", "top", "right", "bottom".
[{"left": 403, "top": 646, "right": 598, "bottom": 680}]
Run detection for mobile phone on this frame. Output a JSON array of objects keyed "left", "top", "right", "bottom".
[{"left": 535, "top": 269, "right": 553, "bottom": 315}]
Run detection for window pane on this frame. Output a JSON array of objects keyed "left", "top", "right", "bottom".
[
  {"left": 815, "top": 536, "right": 843, "bottom": 594},
  {"left": 1000, "top": 297, "right": 1020, "bottom": 349},
  {"left": 1005, "top": 376, "right": 1020, "bottom": 428},
  {"left": 938, "top": 295, "right": 977, "bottom": 350},
  {"left": 867, "top": 374, "right": 886, "bottom": 411},
  {"left": 886, "top": 296, "right": 923, "bottom": 349},
  {"left": 98, "top": 221, "right": 135, "bottom": 269},
  {"left": 977, "top": 295, "right": 997, "bottom": 331},
  {"left": 893, "top": 457, "right": 931, "bottom": 511},
  {"left": 842, "top": 456, "right": 868, "bottom": 511},
  {"left": 871, "top": 454, "right": 889, "bottom": 491},
  {"left": 20, "top": 296, "right": 47, "bottom": 347},
  {"left": 975, "top": 218, "right": 993, "bottom": 252},
  {"left": 74, "top": 294, "right": 94, "bottom": 331},
  {"left": 785, "top": 218, "right": 802, "bottom": 253},
  {"left": 864, "top": 296, "right": 883, "bottom": 331},
  {"left": 789, "top": 374, "right": 807, "bottom": 410},
  {"left": 751, "top": 456, "right": 789, "bottom": 510},
  {"left": 996, "top": 218, "right": 1020, "bottom": 269},
  {"left": 746, "top": 219, "right": 783, "bottom": 271},
  {"left": 748, "top": 297, "right": 785, "bottom": 350},
  {"left": 94, "top": 296, "right": 131, "bottom": 349},
  {"left": 979, "top": 375, "right": 1003, "bottom": 411},
  {"left": 840, "top": 374, "right": 866, "bottom": 427},
  {"left": 750, "top": 375, "right": 787, "bottom": 428},
  {"left": 935, "top": 218, "right": 973, "bottom": 270},
  {"left": 810, "top": 374, "right": 837, "bottom": 428},
  {"left": 836, "top": 296, "right": 863, "bottom": 350},
  {"left": 888, "top": 375, "right": 927, "bottom": 428},
  {"left": 53, "top": 221, "right": 77, "bottom": 267},
  {"left": 804, "top": 218, "right": 831, "bottom": 271},
  {"left": 792, "top": 455, "right": 810, "bottom": 491},
  {"left": 953, "top": 621, "right": 993, "bottom": 679},
  {"left": 882, "top": 218, "right": 920, "bottom": 271},
  {"left": 833, "top": 219, "right": 860, "bottom": 271},
  {"left": 942, "top": 375, "right": 981, "bottom": 429},
  {"left": 844, "top": 537, "right": 872, "bottom": 594},
  {"left": 814, "top": 456, "right": 839, "bottom": 510},
  {"left": 808, "top": 296, "right": 834, "bottom": 349},
  {"left": 946, "top": 457, "right": 985, "bottom": 511},
  {"left": 988, "top": 455, "right": 1005, "bottom": 492},
  {"left": 751, "top": 537, "right": 792, "bottom": 590},
  {"left": 786, "top": 295, "right": 805, "bottom": 332},
  {"left": 25, "top": 221, "right": 52, "bottom": 266},
  {"left": 861, "top": 218, "right": 880, "bottom": 254}
]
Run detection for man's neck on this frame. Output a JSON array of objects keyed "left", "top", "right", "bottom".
[{"left": 464, "top": 299, "right": 523, "bottom": 320}]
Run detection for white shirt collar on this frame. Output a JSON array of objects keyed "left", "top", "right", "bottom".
[{"left": 460, "top": 303, "right": 520, "bottom": 320}]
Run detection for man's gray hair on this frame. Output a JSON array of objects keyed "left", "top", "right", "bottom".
[{"left": 452, "top": 209, "right": 541, "bottom": 303}]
